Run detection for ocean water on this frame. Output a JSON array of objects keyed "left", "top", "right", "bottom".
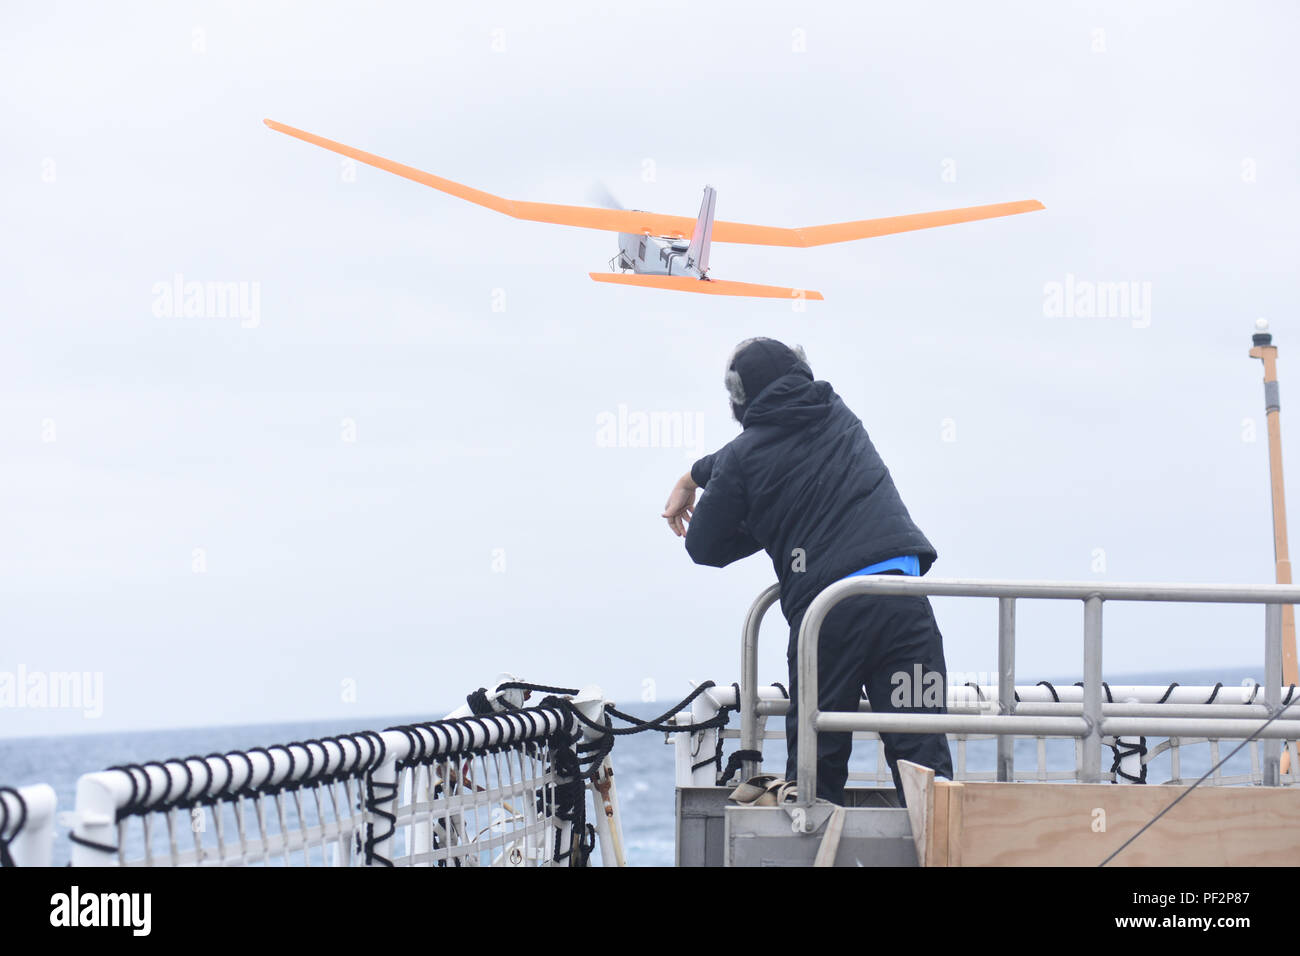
[{"left": 0, "top": 668, "right": 1273, "bottom": 867}]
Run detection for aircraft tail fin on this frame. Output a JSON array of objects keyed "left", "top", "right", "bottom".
[
  {"left": 685, "top": 185, "right": 716, "bottom": 275},
  {"left": 588, "top": 272, "right": 822, "bottom": 301}
]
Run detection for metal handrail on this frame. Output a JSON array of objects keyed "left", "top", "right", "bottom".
[
  {"left": 739, "top": 584, "right": 781, "bottom": 781},
  {"left": 732, "top": 680, "right": 1289, "bottom": 773},
  {"left": 767, "top": 575, "right": 1300, "bottom": 814}
]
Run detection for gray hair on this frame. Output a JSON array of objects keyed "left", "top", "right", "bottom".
[{"left": 724, "top": 337, "right": 809, "bottom": 408}]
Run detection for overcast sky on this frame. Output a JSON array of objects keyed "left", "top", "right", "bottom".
[{"left": 2, "top": 1, "right": 1298, "bottom": 737}]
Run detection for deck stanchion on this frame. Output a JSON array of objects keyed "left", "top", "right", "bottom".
[
  {"left": 1265, "top": 601, "right": 1283, "bottom": 785},
  {"left": 997, "top": 597, "right": 1016, "bottom": 782}
]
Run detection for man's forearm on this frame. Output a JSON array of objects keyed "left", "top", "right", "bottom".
[{"left": 689, "top": 453, "right": 715, "bottom": 490}]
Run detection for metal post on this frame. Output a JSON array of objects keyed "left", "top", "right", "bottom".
[
  {"left": 740, "top": 585, "right": 781, "bottom": 782},
  {"left": 1082, "top": 595, "right": 1104, "bottom": 783},
  {"left": 587, "top": 756, "right": 627, "bottom": 867},
  {"left": 997, "top": 597, "right": 1016, "bottom": 782},
  {"left": 575, "top": 690, "right": 625, "bottom": 866},
  {"left": 796, "top": 587, "right": 835, "bottom": 816},
  {"left": 1250, "top": 323, "right": 1298, "bottom": 687},
  {"left": 1251, "top": 321, "right": 1298, "bottom": 773},
  {"left": 1265, "top": 601, "right": 1283, "bottom": 785}
]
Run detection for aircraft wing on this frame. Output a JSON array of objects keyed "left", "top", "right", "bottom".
[
  {"left": 265, "top": 119, "right": 1043, "bottom": 245},
  {"left": 710, "top": 199, "right": 1044, "bottom": 246}
]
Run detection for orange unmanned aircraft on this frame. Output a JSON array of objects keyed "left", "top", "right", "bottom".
[{"left": 265, "top": 119, "right": 1043, "bottom": 301}]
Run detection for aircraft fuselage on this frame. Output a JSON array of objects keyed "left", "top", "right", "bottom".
[{"left": 615, "top": 232, "right": 704, "bottom": 278}]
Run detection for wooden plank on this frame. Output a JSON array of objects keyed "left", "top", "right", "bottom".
[
  {"left": 944, "top": 782, "right": 1300, "bottom": 866},
  {"left": 897, "top": 760, "right": 934, "bottom": 866},
  {"left": 931, "top": 779, "right": 950, "bottom": 867},
  {"left": 946, "top": 781, "right": 963, "bottom": 867}
]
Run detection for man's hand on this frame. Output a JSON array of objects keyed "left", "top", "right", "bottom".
[{"left": 662, "top": 472, "right": 698, "bottom": 537}]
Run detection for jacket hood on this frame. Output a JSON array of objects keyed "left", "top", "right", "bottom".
[
  {"left": 726, "top": 337, "right": 811, "bottom": 423},
  {"left": 741, "top": 368, "right": 832, "bottom": 430}
]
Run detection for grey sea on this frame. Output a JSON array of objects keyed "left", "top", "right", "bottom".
[{"left": 0, "top": 667, "right": 1270, "bottom": 867}]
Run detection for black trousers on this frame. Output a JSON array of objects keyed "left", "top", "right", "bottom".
[{"left": 784, "top": 590, "right": 954, "bottom": 805}]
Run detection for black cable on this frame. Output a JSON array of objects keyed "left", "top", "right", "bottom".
[
  {"left": 362, "top": 775, "right": 397, "bottom": 867},
  {"left": 717, "top": 749, "right": 763, "bottom": 783},
  {"left": 68, "top": 831, "right": 119, "bottom": 856},
  {"left": 1107, "top": 736, "right": 1148, "bottom": 784},
  {"left": 498, "top": 681, "right": 581, "bottom": 696},
  {"left": 603, "top": 681, "right": 719, "bottom": 734}
]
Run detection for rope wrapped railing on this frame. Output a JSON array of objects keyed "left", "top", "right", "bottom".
[
  {"left": 68, "top": 703, "right": 584, "bottom": 867},
  {"left": 26, "top": 677, "right": 732, "bottom": 867},
  {"left": 685, "top": 681, "right": 1300, "bottom": 789}
]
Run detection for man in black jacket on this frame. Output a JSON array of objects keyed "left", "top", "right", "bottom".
[{"left": 662, "top": 337, "right": 953, "bottom": 804}]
